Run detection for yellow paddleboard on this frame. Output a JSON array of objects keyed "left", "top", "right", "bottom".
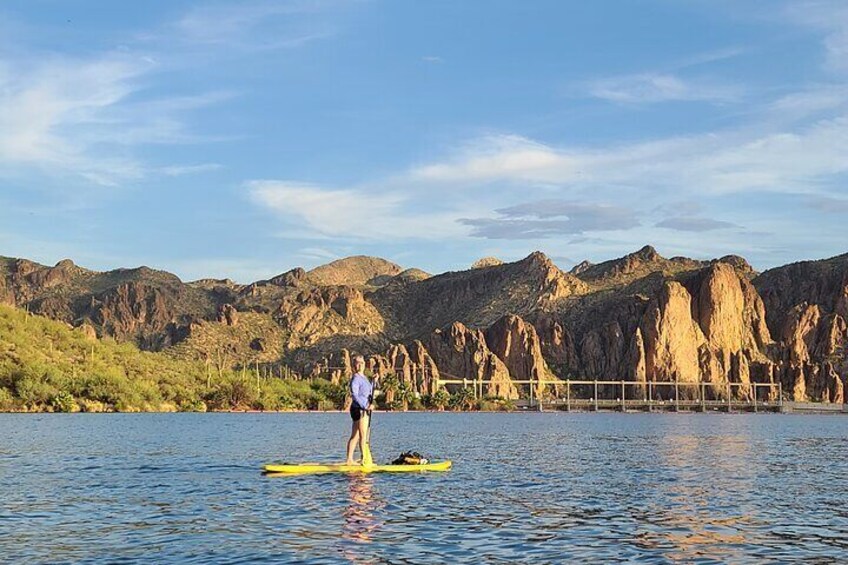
[{"left": 263, "top": 460, "right": 452, "bottom": 475}]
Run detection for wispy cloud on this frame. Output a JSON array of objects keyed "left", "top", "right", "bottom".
[
  {"left": 0, "top": 53, "right": 150, "bottom": 184},
  {"left": 411, "top": 135, "right": 572, "bottom": 184},
  {"left": 656, "top": 217, "right": 737, "bottom": 232},
  {"left": 807, "top": 195, "right": 848, "bottom": 213},
  {"left": 0, "top": 0, "right": 342, "bottom": 187},
  {"left": 248, "top": 180, "right": 467, "bottom": 240},
  {"left": 785, "top": 0, "right": 848, "bottom": 74},
  {"left": 165, "top": 0, "right": 336, "bottom": 51},
  {"left": 587, "top": 72, "right": 744, "bottom": 104},
  {"left": 0, "top": 51, "right": 231, "bottom": 185},
  {"left": 461, "top": 200, "right": 640, "bottom": 239},
  {"left": 296, "top": 247, "right": 343, "bottom": 265},
  {"left": 160, "top": 163, "right": 223, "bottom": 176},
  {"left": 407, "top": 105, "right": 848, "bottom": 196}
]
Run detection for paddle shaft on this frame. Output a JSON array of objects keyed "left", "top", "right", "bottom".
[
  {"left": 368, "top": 374, "right": 378, "bottom": 437},
  {"left": 362, "top": 375, "right": 377, "bottom": 465}
]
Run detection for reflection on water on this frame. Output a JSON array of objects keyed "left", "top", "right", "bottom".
[
  {"left": 341, "top": 474, "right": 384, "bottom": 563},
  {"left": 634, "top": 428, "right": 766, "bottom": 562},
  {"left": 1, "top": 413, "right": 847, "bottom": 563}
]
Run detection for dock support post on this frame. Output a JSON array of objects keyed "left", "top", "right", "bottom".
[
  {"left": 753, "top": 384, "right": 757, "bottom": 413},
  {"left": 674, "top": 380, "right": 680, "bottom": 412},
  {"left": 566, "top": 381, "right": 571, "bottom": 412},
  {"left": 648, "top": 381, "right": 653, "bottom": 412},
  {"left": 726, "top": 382, "right": 732, "bottom": 413},
  {"left": 700, "top": 382, "right": 706, "bottom": 412},
  {"left": 529, "top": 379, "right": 535, "bottom": 410},
  {"left": 593, "top": 380, "right": 599, "bottom": 412},
  {"left": 621, "top": 380, "right": 625, "bottom": 412}
]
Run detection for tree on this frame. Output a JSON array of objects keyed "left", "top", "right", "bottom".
[
  {"left": 430, "top": 387, "right": 450, "bottom": 411},
  {"left": 378, "top": 372, "right": 400, "bottom": 409},
  {"left": 396, "top": 380, "right": 417, "bottom": 411},
  {"left": 449, "top": 387, "right": 475, "bottom": 411}
]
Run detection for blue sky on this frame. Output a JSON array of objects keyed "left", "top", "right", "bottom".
[{"left": 1, "top": 0, "right": 847, "bottom": 282}]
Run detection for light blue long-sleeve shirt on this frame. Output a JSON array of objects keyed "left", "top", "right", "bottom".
[{"left": 350, "top": 372, "right": 372, "bottom": 410}]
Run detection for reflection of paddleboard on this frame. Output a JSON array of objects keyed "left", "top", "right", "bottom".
[{"left": 263, "top": 460, "right": 452, "bottom": 475}]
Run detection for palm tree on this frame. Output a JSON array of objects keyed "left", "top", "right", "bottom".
[
  {"left": 449, "top": 387, "right": 475, "bottom": 411},
  {"left": 378, "top": 372, "right": 400, "bottom": 409},
  {"left": 396, "top": 381, "right": 418, "bottom": 411},
  {"left": 430, "top": 388, "right": 451, "bottom": 411}
]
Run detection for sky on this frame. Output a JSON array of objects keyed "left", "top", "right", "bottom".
[{"left": 1, "top": 0, "right": 847, "bottom": 282}]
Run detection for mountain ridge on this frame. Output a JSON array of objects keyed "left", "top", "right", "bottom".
[{"left": 2, "top": 247, "right": 846, "bottom": 404}]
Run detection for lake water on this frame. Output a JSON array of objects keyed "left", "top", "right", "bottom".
[{"left": 1, "top": 413, "right": 847, "bottom": 563}]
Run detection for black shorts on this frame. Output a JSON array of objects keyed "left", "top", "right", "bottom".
[{"left": 350, "top": 404, "right": 364, "bottom": 421}]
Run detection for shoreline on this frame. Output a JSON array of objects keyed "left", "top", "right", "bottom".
[{"left": 2, "top": 402, "right": 847, "bottom": 415}]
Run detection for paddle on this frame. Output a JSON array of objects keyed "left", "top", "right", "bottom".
[{"left": 362, "top": 373, "right": 379, "bottom": 466}]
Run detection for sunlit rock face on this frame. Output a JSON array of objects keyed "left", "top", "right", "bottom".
[{"left": 1, "top": 248, "right": 846, "bottom": 402}]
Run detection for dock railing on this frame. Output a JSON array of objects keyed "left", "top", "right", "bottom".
[{"left": 435, "top": 378, "right": 784, "bottom": 412}]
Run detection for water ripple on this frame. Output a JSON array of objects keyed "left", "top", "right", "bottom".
[{"left": 1, "top": 413, "right": 847, "bottom": 562}]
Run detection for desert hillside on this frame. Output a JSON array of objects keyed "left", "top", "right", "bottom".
[{"left": 2, "top": 246, "right": 846, "bottom": 404}]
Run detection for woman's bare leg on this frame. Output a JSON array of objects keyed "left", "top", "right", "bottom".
[
  {"left": 358, "top": 412, "right": 371, "bottom": 465},
  {"left": 346, "top": 421, "right": 360, "bottom": 465}
]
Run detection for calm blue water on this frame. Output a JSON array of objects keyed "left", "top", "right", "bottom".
[{"left": 1, "top": 413, "right": 847, "bottom": 563}]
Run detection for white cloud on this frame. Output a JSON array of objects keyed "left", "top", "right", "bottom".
[
  {"left": 0, "top": 54, "right": 148, "bottom": 184},
  {"left": 767, "top": 85, "right": 848, "bottom": 122},
  {"left": 168, "top": 0, "right": 335, "bottom": 51},
  {"left": 587, "top": 73, "right": 743, "bottom": 104},
  {"left": 160, "top": 163, "right": 223, "bottom": 176},
  {"left": 785, "top": 1, "right": 848, "bottom": 74},
  {"left": 411, "top": 135, "right": 574, "bottom": 183},
  {"left": 248, "top": 180, "right": 468, "bottom": 241},
  {"left": 655, "top": 217, "right": 737, "bottom": 232},
  {"left": 405, "top": 108, "right": 848, "bottom": 196},
  {"left": 0, "top": 0, "right": 339, "bottom": 187},
  {"left": 0, "top": 52, "right": 228, "bottom": 185},
  {"left": 247, "top": 80, "right": 848, "bottom": 247}
]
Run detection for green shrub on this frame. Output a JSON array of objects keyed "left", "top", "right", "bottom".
[
  {"left": 14, "top": 375, "right": 58, "bottom": 408},
  {"left": 0, "top": 387, "right": 15, "bottom": 411},
  {"left": 51, "top": 391, "right": 79, "bottom": 413},
  {"left": 179, "top": 399, "right": 207, "bottom": 412}
]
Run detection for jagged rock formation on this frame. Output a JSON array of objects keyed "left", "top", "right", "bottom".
[
  {"left": 217, "top": 304, "right": 238, "bottom": 327},
  {"left": 0, "top": 258, "right": 215, "bottom": 349},
  {"left": 755, "top": 255, "right": 848, "bottom": 401},
  {"left": 471, "top": 257, "right": 504, "bottom": 269},
  {"left": 569, "top": 260, "right": 594, "bottom": 276},
  {"left": 574, "top": 245, "right": 706, "bottom": 287},
  {"left": 3, "top": 247, "right": 847, "bottom": 403},
  {"left": 371, "top": 251, "right": 587, "bottom": 339},
  {"left": 275, "top": 286, "right": 385, "bottom": 349},
  {"left": 426, "top": 322, "right": 518, "bottom": 399},
  {"left": 485, "top": 314, "right": 554, "bottom": 397},
  {"left": 642, "top": 281, "right": 707, "bottom": 385}
]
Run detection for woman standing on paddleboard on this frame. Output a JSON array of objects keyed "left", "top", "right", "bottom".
[{"left": 346, "top": 356, "right": 376, "bottom": 466}]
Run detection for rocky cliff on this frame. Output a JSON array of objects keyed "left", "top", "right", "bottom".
[
  {"left": 754, "top": 255, "right": 848, "bottom": 401},
  {"left": 3, "top": 247, "right": 847, "bottom": 403}
]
